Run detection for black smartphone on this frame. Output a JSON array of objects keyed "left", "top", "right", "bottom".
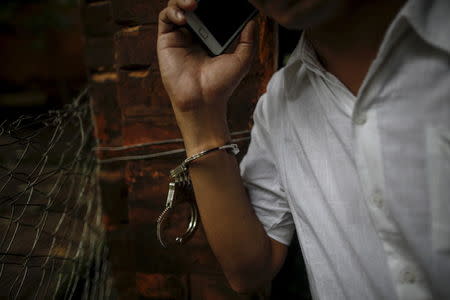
[{"left": 186, "top": 0, "right": 258, "bottom": 56}]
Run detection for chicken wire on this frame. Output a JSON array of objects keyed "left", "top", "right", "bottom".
[{"left": 0, "top": 89, "right": 112, "bottom": 299}]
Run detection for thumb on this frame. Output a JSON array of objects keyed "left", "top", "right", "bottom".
[{"left": 233, "top": 20, "right": 258, "bottom": 67}]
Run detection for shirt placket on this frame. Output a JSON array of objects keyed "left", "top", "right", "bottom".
[
  {"left": 350, "top": 10, "right": 434, "bottom": 299},
  {"left": 352, "top": 104, "right": 432, "bottom": 300}
]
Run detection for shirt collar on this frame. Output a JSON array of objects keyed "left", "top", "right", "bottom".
[
  {"left": 400, "top": 0, "right": 450, "bottom": 54},
  {"left": 291, "top": 33, "right": 351, "bottom": 92},
  {"left": 289, "top": 0, "right": 450, "bottom": 68},
  {"left": 294, "top": 33, "right": 327, "bottom": 77}
]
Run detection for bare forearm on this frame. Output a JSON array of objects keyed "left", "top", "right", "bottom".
[{"left": 175, "top": 110, "right": 276, "bottom": 291}]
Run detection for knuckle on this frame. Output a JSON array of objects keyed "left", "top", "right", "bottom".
[
  {"left": 159, "top": 9, "right": 165, "bottom": 19},
  {"left": 168, "top": 7, "right": 178, "bottom": 20},
  {"left": 159, "top": 7, "right": 170, "bottom": 20},
  {"left": 168, "top": 6, "right": 176, "bottom": 14}
]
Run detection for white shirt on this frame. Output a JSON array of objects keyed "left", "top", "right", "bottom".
[{"left": 239, "top": 0, "right": 450, "bottom": 299}]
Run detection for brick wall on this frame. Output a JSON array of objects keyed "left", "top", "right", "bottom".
[{"left": 82, "top": 1, "right": 277, "bottom": 298}]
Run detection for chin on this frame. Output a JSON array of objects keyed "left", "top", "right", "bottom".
[{"left": 250, "top": 0, "right": 345, "bottom": 30}]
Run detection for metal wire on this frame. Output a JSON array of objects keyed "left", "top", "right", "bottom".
[
  {"left": 0, "top": 89, "right": 111, "bottom": 299},
  {"left": 93, "top": 129, "right": 250, "bottom": 152},
  {"left": 0, "top": 84, "right": 252, "bottom": 299},
  {"left": 96, "top": 136, "right": 250, "bottom": 164}
]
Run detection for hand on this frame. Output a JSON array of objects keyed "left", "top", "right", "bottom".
[{"left": 157, "top": 0, "right": 257, "bottom": 114}]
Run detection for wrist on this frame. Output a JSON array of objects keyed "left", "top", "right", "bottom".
[{"left": 173, "top": 107, "right": 231, "bottom": 157}]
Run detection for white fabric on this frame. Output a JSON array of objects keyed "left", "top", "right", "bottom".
[{"left": 239, "top": 0, "right": 450, "bottom": 299}]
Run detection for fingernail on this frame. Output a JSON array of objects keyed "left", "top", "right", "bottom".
[{"left": 176, "top": 11, "right": 184, "bottom": 20}]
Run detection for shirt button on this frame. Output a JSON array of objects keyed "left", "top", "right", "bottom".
[
  {"left": 372, "top": 191, "right": 384, "bottom": 209},
  {"left": 354, "top": 112, "right": 367, "bottom": 125},
  {"left": 400, "top": 267, "right": 417, "bottom": 284}
]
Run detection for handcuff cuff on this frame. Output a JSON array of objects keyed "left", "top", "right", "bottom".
[{"left": 156, "top": 144, "right": 240, "bottom": 248}]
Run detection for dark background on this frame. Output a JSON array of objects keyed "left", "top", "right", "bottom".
[
  {"left": 0, "top": 0, "right": 86, "bottom": 120},
  {"left": 0, "top": 1, "right": 300, "bottom": 117},
  {"left": 0, "top": 1, "right": 308, "bottom": 298}
]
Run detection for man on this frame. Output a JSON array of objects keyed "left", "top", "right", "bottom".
[{"left": 157, "top": 0, "right": 450, "bottom": 299}]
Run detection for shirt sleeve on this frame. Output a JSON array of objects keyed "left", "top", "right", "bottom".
[{"left": 239, "top": 94, "right": 295, "bottom": 246}]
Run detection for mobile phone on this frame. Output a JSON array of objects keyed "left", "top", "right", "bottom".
[{"left": 186, "top": 0, "right": 258, "bottom": 56}]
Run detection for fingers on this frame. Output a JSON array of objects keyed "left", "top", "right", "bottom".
[
  {"left": 159, "top": 0, "right": 197, "bottom": 36},
  {"left": 233, "top": 20, "right": 258, "bottom": 67},
  {"left": 158, "top": 6, "right": 185, "bottom": 35},
  {"left": 169, "top": 0, "right": 197, "bottom": 11}
]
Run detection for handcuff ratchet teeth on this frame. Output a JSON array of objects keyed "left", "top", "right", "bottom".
[{"left": 157, "top": 181, "right": 199, "bottom": 248}]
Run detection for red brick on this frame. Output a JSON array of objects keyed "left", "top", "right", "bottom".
[
  {"left": 136, "top": 273, "right": 188, "bottom": 299},
  {"left": 123, "top": 158, "right": 226, "bottom": 275},
  {"left": 106, "top": 225, "right": 136, "bottom": 270},
  {"left": 89, "top": 74, "right": 122, "bottom": 147},
  {"left": 115, "top": 25, "right": 158, "bottom": 69},
  {"left": 121, "top": 117, "right": 180, "bottom": 146},
  {"left": 84, "top": 0, "right": 278, "bottom": 295},
  {"left": 228, "top": 74, "right": 263, "bottom": 133},
  {"left": 189, "top": 274, "right": 260, "bottom": 300},
  {"left": 111, "top": 0, "right": 166, "bottom": 26},
  {"left": 82, "top": 1, "right": 116, "bottom": 37},
  {"left": 253, "top": 18, "right": 278, "bottom": 96},
  {"left": 85, "top": 37, "right": 115, "bottom": 70},
  {"left": 131, "top": 222, "right": 224, "bottom": 275},
  {"left": 116, "top": 69, "right": 172, "bottom": 118},
  {"left": 99, "top": 164, "right": 129, "bottom": 226},
  {"left": 113, "top": 271, "right": 139, "bottom": 300},
  {"left": 105, "top": 225, "right": 138, "bottom": 299}
]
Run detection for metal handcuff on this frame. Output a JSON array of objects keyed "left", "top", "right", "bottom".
[{"left": 156, "top": 144, "right": 240, "bottom": 248}]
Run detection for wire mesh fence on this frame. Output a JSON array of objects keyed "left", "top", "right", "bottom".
[{"left": 0, "top": 89, "right": 112, "bottom": 299}]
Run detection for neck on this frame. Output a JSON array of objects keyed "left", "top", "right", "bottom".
[{"left": 306, "top": 0, "right": 405, "bottom": 96}]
